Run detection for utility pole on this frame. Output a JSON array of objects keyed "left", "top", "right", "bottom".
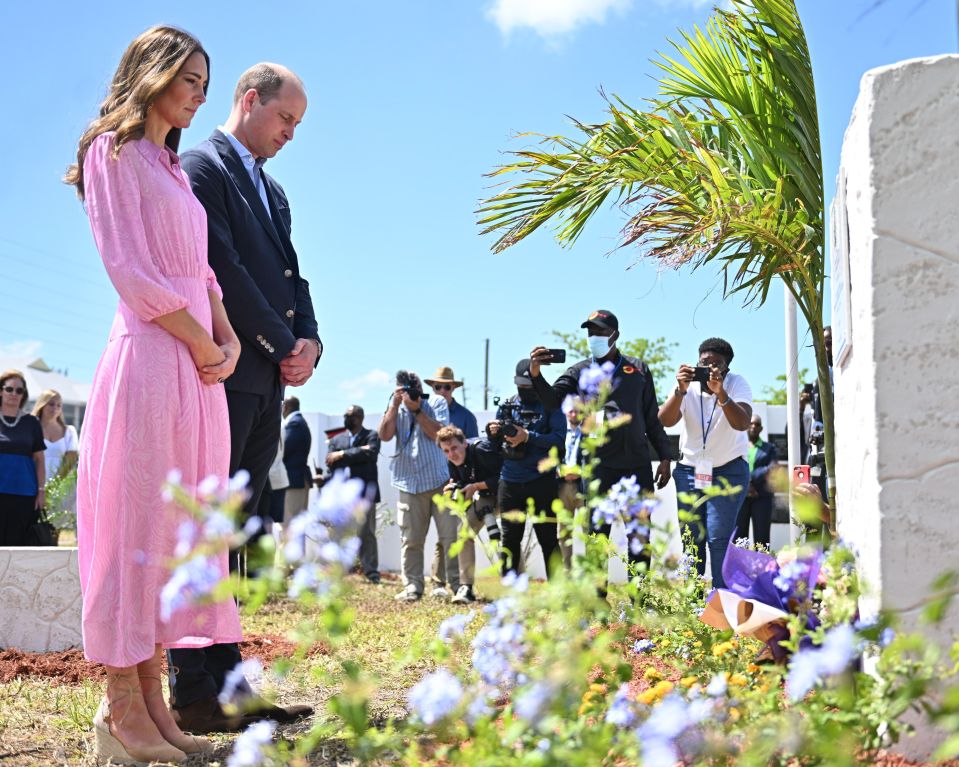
[{"left": 483, "top": 338, "right": 490, "bottom": 410}]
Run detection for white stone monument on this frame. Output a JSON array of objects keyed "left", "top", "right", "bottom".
[{"left": 834, "top": 54, "right": 959, "bottom": 758}]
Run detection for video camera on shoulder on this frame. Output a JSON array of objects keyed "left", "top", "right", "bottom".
[{"left": 395, "top": 370, "right": 427, "bottom": 401}]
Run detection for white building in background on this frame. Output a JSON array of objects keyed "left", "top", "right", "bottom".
[{"left": 0, "top": 357, "right": 89, "bottom": 428}]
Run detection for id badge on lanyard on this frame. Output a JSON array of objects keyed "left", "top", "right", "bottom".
[{"left": 696, "top": 392, "right": 719, "bottom": 489}]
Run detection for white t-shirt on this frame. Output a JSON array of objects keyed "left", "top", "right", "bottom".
[
  {"left": 44, "top": 425, "right": 79, "bottom": 481},
  {"left": 677, "top": 372, "right": 753, "bottom": 467}
]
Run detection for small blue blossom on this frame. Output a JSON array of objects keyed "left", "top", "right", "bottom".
[
  {"left": 438, "top": 612, "right": 475, "bottom": 642},
  {"left": 513, "top": 681, "right": 554, "bottom": 724},
  {"left": 465, "top": 688, "right": 495, "bottom": 725},
  {"left": 203, "top": 510, "right": 236, "bottom": 539},
  {"left": 633, "top": 639, "right": 655, "bottom": 654},
  {"left": 536, "top": 738, "right": 551, "bottom": 752},
  {"left": 501, "top": 571, "right": 529, "bottom": 592},
  {"left": 160, "top": 556, "right": 221, "bottom": 622},
  {"left": 606, "top": 684, "right": 636, "bottom": 727},
  {"left": 786, "top": 624, "right": 859, "bottom": 701},
  {"left": 408, "top": 668, "right": 463, "bottom": 726},
  {"left": 227, "top": 719, "right": 276, "bottom": 767},
  {"left": 219, "top": 659, "right": 264, "bottom": 706},
  {"left": 880, "top": 627, "right": 895, "bottom": 648},
  {"left": 705, "top": 674, "right": 727, "bottom": 697},
  {"left": 578, "top": 361, "right": 616, "bottom": 398}
]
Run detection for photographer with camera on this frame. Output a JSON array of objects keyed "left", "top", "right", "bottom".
[
  {"left": 487, "top": 360, "right": 566, "bottom": 579},
  {"left": 378, "top": 371, "right": 460, "bottom": 602},
  {"left": 436, "top": 425, "right": 504, "bottom": 603},
  {"left": 529, "top": 310, "right": 673, "bottom": 575},
  {"left": 658, "top": 338, "right": 752, "bottom": 589}
]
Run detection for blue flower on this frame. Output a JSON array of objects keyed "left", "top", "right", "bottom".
[
  {"left": 606, "top": 684, "right": 636, "bottom": 727},
  {"left": 880, "top": 627, "right": 895, "bottom": 648},
  {"left": 786, "top": 624, "right": 859, "bottom": 701},
  {"left": 438, "top": 612, "right": 475, "bottom": 642},
  {"left": 203, "top": 511, "right": 236, "bottom": 540},
  {"left": 513, "top": 681, "right": 554, "bottom": 724},
  {"left": 578, "top": 361, "right": 616, "bottom": 398},
  {"left": 633, "top": 639, "right": 654, "bottom": 654},
  {"left": 705, "top": 674, "right": 727, "bottom": 697},
  {"left": 312, "top": 472, "right": 368, "bottom": 530},
  {"left": 159, "top": 556, "right": 221, "bottom": 622},
  {"left": 408, "top": 668, "right": 463, "bottom": 726},
  {"left": 227, "top": 719, "right": 275, "bottom": 767},
  {"left": 501, "top": 571, "right": 529, "bottom": 592},
  {"left": 219, "top": 659, "right": 264, "bottom": 706},
  {"left": 465, "top": 688, "right": 495, "bottom": 725}
]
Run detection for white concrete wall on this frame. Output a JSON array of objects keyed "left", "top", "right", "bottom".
[
  {"left": 0, "top": 547, "right": 82, "bottom": 651},
  {"left": 834, "top": 54, "right": 959, "bottom": 759}
]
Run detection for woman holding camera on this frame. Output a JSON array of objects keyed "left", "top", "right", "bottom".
[{"left": 658, "top": 338, "right": 752, "bottom": 589}]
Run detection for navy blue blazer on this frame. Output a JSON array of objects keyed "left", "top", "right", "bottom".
[
  {"left": 181, "top": 130, "right": 320, "bottom": 395},
  {"left": 283, "top": 412, "right": 312, "bottom": 489},
  {"left": 749, "top": 439, "right": 779, "bottom": 497},
  {"left": 328, "top": 427, "right": 381, "bottom": 502}
]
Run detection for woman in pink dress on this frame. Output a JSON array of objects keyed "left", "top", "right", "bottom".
[{"left": 66, "top": 26, "right": 243, "bottom": 765}]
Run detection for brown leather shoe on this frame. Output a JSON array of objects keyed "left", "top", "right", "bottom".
[
  {"left": 172, "top": 695, "right": 254, "bottom": 733},
  {"left": 238, "top": 694, "right": 314, "bottom": 724}
]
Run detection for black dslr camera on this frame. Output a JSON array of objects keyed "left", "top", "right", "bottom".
[
  {"left": 450, "top": 482, "right": 501, "bottom": 542},
  {"left": 487, "top": 396, "right": 539, "bottom": 461},
  {"left": 395, "top": 370, "right": 427, "bottom": 401}
]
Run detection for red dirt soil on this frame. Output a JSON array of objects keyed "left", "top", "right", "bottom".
[{"left": 0, "top": 633, "right": 329, "bottom": 686}]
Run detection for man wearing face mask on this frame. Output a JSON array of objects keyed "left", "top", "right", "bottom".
[
  {"left": 528, "top": 310, "right": 673, "bottom": 573},
  {"left": 326, "top": 405, "right": 381, "bottom": 583},
  {"left": 487, "top": 360, "right": 566, "bottom": 578}
]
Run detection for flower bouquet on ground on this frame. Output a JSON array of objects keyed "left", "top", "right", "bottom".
[{"left": 700, "top": 537, "right": 823, "bottom": 663}]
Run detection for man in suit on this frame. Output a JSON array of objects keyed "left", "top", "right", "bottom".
[
  {"left": 169, "top": 62, "right": 320, "bottom": 732},
  {"left": 735, "top": 414, "right": 779, "bottom": 549},
  {"left": 326, "top": 405, "right": 381, "bottom": 582},
  {"left": 282, "top": 396, "right": 312, "bottom": 522}
]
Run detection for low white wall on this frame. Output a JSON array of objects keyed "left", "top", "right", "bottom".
[{"left": 0, "top": 547, "right": 82, "bottom": 652}]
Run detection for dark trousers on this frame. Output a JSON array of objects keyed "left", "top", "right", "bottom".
[
  {"left": 359, "top": 483, "right": 379, "bottom": 577},
  {"left": 735, "top": 493, "right": 773, "bottom": 548},
  {"left": 168, "top": 384, "right": 282, "bottom": 708},
  {"left": 591, "top": 463, "right": 655, "bottom": 572},
  {"left": 498, "top": 475, "right": 559, "bottom": 579},
  {"left": 0, "top": 493, "right": 38, "bottom": 546}
]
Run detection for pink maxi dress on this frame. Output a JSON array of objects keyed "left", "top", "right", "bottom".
[{"left": 77, "top": 132, "right": 242, "bottom": 667}]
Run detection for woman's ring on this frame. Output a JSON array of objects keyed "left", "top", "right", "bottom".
[{"left": 217, "top": 377, "right": 225, "bottom": 383}]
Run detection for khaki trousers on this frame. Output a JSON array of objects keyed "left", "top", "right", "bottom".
[
  {"left": 398, "top": 487, "right": 460, "bottom": 594},
  {"left": 433, "top": 496, "right": 496, "bottom": 587},
  {"left": 557, "top": 479, "right": 580, "bottom": 571},
  {"left": 284, "top": 487, "right": 310, "bottom": 524}
]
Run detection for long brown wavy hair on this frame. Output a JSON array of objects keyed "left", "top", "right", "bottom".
[{"left": 65, "top": 25, "right": 209, "bottom": 200}]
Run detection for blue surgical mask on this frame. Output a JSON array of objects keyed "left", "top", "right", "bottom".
[{"left": 587, "top": 334, "right": 612, "bottom": 360}]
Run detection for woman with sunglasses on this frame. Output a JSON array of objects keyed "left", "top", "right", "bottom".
[{"left": 0, "top": 370, "right": 46, "bottom": 545}]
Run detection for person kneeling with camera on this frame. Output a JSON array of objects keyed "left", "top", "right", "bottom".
[
  {"left": 436, "top": 426, "right": 504, "bottom": 603},
  {"left": 487, "top": 360, "right": 566, "bottom": 579}
]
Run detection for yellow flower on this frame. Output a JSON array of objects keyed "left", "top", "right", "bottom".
[
  {"left": 693, "top": 641, "right": 703, "bottom": 648},
  {"left": 729, "top": 707, "right": 741, "bottom": 722},
  {"left": 643, "top": 667, "right": 663, "bottom": 681},
  {"left": 680, "top": 676, "right": 698, "bottom": 688},
  {"left": 637, "top": 681, "right": 675, "bottom": 705},
  {"left": 729, "top": 673, "right": 749, "bottom": 687},
  {"left": 712, "top": 641, "right": 735, "bottom": 657}
]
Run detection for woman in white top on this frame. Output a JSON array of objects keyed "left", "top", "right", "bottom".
[
  {"left": 658, "top": 338, "right": 753, "bottom": 589},
  {"left": 33, "top": 390, "right": 79, "bottom": 482}
]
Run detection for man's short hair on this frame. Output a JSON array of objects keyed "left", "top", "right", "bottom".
[
  {"left": 348, "top": 404, "right": 365, "bottom": 419},
  {"left": 698, "top": 337, "right": 735, "bottom": 365},
  {"left": 233, "top": 63, "right": 301, "bottom": 105},
  {"left": 436, "top": 425, "right": 466, "bottom": 447},
  {"left": 285, "top": 396, "right": 301, "bottom": 410}
]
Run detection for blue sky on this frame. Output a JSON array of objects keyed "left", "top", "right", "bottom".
[{"left": 2, "top": 0, "right": 955, "bottom": 415}]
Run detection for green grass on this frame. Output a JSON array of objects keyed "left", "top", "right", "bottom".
[{"left": 0, "top": 573, "right": 494, "bottom": 766}]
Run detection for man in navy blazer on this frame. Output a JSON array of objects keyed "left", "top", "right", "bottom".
[
  {"left": 735, "top": 414, "right": 779, "bottom": 549},
  {"left": 168, "top": 63, "right": 319, "bottom": 732},
  {"left": 282, "top": 396, "right": 312, "bottom": 521}
]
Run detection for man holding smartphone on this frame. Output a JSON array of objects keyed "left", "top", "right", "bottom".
[{"left": 528, "top": 309, "right": 673, "bottom": 572}]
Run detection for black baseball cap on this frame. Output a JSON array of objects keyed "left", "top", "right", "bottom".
[
  {"left": 581, "top": 309, "right": 619, "bottom": 331},
  {"left": 514, "top": 358, "right": 533, "bottom": 385}
]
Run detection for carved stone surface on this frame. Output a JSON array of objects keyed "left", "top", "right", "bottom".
[
  {"left": 834, "top": 54, "right": 959, "bottom": 759},
  {"left": 0, "top": 547, "right": 82, "bottom": 652}
]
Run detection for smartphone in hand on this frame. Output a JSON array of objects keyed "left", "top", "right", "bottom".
[{"left": 545, "top": 349, "right": 566, "bottom": 364}]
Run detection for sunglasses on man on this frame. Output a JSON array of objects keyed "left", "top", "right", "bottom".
[{"left": 433, "top": 384, "right": 453, "bottom": 392}]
